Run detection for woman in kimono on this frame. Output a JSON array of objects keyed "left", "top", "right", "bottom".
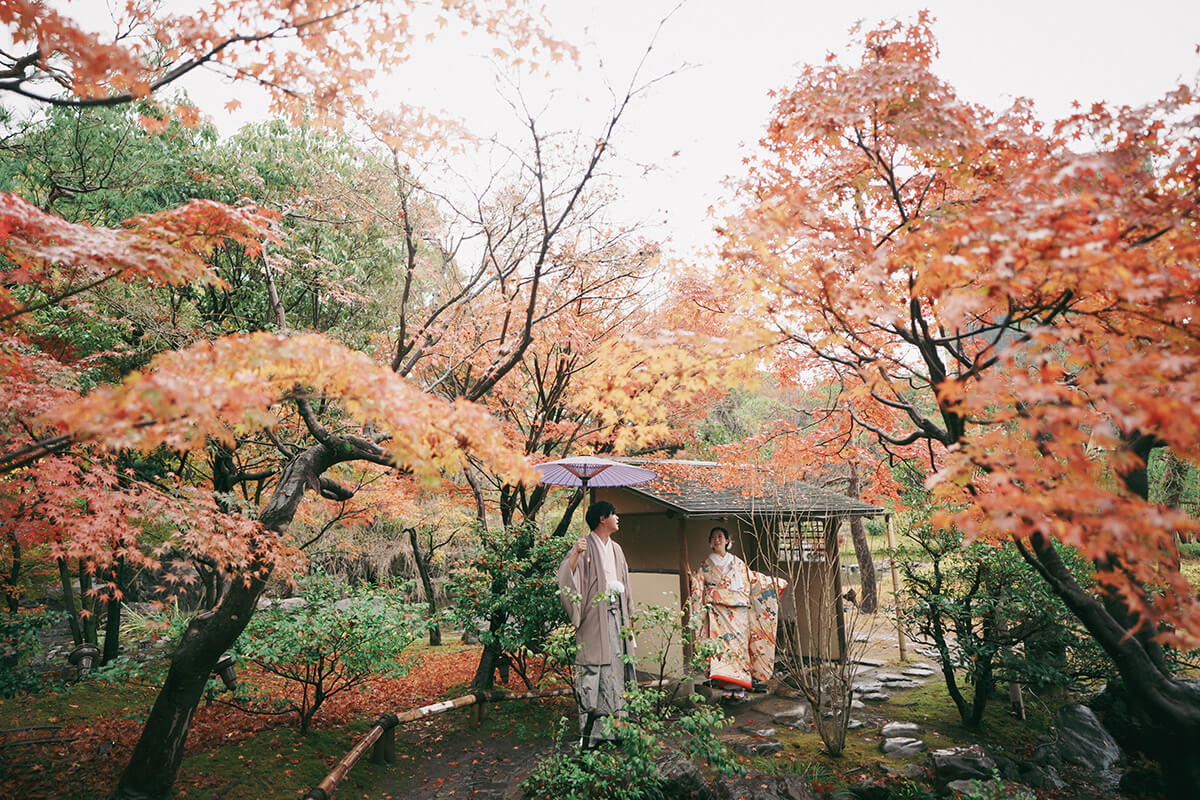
[{"left": 690, "top": 526, "right": 786, "bottom": 700}]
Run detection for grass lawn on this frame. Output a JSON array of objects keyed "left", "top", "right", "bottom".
[{"left": 0, "top": 641, "right": 561, "bottom": 800}]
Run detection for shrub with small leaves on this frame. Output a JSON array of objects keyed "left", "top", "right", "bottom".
[
  {"left": 0, "top": 608, "right": 62, "bottom": 697},
  {"left": 234, "top": 570, "right": 426, "bottom": 733},
  {"left": 447, "top": 522, "right": 571, "bottom": 687},
  {"left": 524, "top": 684, "right": 741, "bottom": 800}
]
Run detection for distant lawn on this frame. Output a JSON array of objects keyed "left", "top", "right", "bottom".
[{"left": 1181, "top": 541, "right": 1200, "bottom": 592}]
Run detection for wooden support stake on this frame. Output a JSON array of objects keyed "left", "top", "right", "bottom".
[
  {"left": 885, "top": 514, "right": 907, "bottom": 661},
  {"left": 370, "top": 725, "right": 394, "bottom": 765},
  {"left": 677, "top": 517, "right": 692, "bottom": 664}
]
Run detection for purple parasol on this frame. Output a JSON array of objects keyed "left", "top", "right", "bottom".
[{"left": 534, "top": 455, "right": 656, "bottom": 490}]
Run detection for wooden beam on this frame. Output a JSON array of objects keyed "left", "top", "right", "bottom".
[
  {"left": 886, "top": 514, "right": 907, "bottom": 661},
  {"left": 827, "top": 518, "right": 846, "bottom": 660},
  {"left": 678, "top": 517, "right": 692, "bottom": 663}
]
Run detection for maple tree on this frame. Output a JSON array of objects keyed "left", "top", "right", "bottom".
[
  {"left": 722, "top": 13, "right": 1200, "bottom": 789},
  {"left": 710, "top": 364, "right": 909, "bottom": 613},
  {"left": 0, "top": 0, "right": 569, "bottom": 127},
  {"left": 0, "top": 3, "right": 589, "bottom": 797}
]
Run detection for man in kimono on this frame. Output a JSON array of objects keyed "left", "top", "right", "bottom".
[{"left": 556, "top": 500, "right": 636, "bottom": 747}]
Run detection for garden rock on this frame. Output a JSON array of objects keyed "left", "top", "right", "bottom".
[
  {"left": 658, "top": 754, "right": 713, "bottom": 800},
  {"left": 902, "top": 666, "right": 938, "bottom": 678},
  {"left": 847, "top": 777, "right": 889, "bottom": 800},
  {"left": 875, "top": 672, "right": 908, "bottom": 683},
  {"left": 946, "top": 779, "right": 982, "bottom": 796},
  {"left": 745, "top": 727, "right": 777, "bottom": 738},
  {"left": 1056, "top": 704, "right": 1121, "bottom": 770},
  {"left": 880, "top": 737, "right": 926, "bottom": 757},
  {"left": 729, "top": 733, "right": 784, "bottom": 757},
  {"left": 776, "top": 774, "right": 820, "bottom": 800},
  {"left": 1019, "top": 762, "right": 1066, "bottom": 790},
  {"left": 859, "top": 691, "right": 890, "bottom": 702},
  {"left": 992, "top": 754, "right": 1020, "bottom": 781},
  {"left": 928, "top": 746, "right": 996, "bottom": 790},
  {"left": 712, "top": 772, "right": 817, "bottom": 800},
  {"left": 881, "top": 721, "right": 923, "bottom": 737},
  {"left": 876, "top": 677, "right": 921, "bottom": 689},
  {"left": 1031, "top": 737, "right": 1062, "bottom": 768},
  {"left": 752, "top": 697, "right": 810, "bottom": 727}
]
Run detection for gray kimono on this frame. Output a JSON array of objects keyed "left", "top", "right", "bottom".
[{"left": 556, "top": 533, "right": 636, "bottom": 743}]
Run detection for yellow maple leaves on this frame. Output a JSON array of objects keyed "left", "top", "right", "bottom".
[{"left": 50, "top": 332, "right": 534, "bottom": 487}]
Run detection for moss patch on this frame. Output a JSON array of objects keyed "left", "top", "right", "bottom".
[
  {"left": 746, "top": 679, "right": 1058, "bottom": 788},
  {"left": 0, "top": 680, "right": 158, "bottom": 727},
  {"left": 178, "top": 721, "right": 387, "bottom": 800}
]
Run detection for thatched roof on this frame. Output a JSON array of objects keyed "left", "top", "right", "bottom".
[{"left": 612, "top": 459, "right": 886, "bottom": 519}]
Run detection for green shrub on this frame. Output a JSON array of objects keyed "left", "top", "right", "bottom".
[
  {"left": 0, "top": 608, "right": 61, "bottom": 697},
  {"left": 1178, "top": 541, "right": 1200, "bottom": 559},
  {"left": 447, "top": 522, "right": 571, "bottom": 688},
  {"left": 234, "top": 570, "right": 426, "bottom": 733},
  {"left": 524, "top": 685, "right": 741, "bottom": 800}
]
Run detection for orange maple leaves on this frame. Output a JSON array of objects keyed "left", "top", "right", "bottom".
[
  {"left": 0, "top": 0, "right": 573, "bottom": 132},
  {"left": 724, "top": 14, "right": 1200, "bottom": 646},
  {"left": 0, "top": 193, "right": 276, "bottom": 324},
  {"left": 54, "top": 331, "right": 534, "bottom": 485}
]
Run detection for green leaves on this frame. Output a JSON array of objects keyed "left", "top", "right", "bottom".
[{"left": 234, "top": 570, "right": 427, "bottom": 732}]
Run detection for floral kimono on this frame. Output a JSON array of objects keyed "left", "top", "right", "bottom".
[{"left": 690, "top": 553, "right": 787, "bottom": 688}]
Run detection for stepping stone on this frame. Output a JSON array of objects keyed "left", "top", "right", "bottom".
[
  {"left": 854, "top": 634, "right": 871, "bottom": 642},
  {"left": 851, "top": 699, "right": 866, "bottom": 710},
  {"left": 743, "top": 726, "right": 777, "bottom": 737},
  {"left": 754, "top": 704, "right": 811, "bottom": 729},
  {"left": 880, "top": 678, "right": 922, "bottom": 689},
  {"left": 847, "top": 718, "right": 868, "bottom": 730},
  {"left": 903, "top": 667, "right": 938, "bottom": 677},
  {"left": 722, "top": 733, "right": 784, "bottom": 757},
  {"left": 881, "top": 737, "right": 927, "bottom": 757},
  {"left": 852, "top": 657, "right": 886, "bottom": 667},
  {"left": 751, "top": 697, "right": 809, "bottom": 719},
  {"left": 859, "top": 691, "right": 891, "bottom": 702},
  {"left": 875, "top": 672, "right": 909, "bottom": 682},
  {"left": 881, "top": 721, "right": 924, "bottom": 737},
  {"left": 853, "top": 681, "right": 885, "bottom": 694}
]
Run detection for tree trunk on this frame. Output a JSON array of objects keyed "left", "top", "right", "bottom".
[
  {"left": 471, "top": 611, "right": 508, "bottom": 690},
  {"left": 1021, "top": 533, "right": 1200, "bottom": 799},
  {"left": 80, "top": 560, "right": 98, "bottom": 645},
  {"left": 58, "top": 557, "right": 83, "bottom": 645},
  {"left": 846, "top": 463, "right": 877, "bottom": 613},
  {"left": 6, "top": 535, "right": 19, "bottom": 614},
  {"left": 102, "top": 560, "right": 126, "bottom": 665},
  {"left": 111, "top": 443, "right": 340, "bottom": 800},
  {"left": 551, "top": 488, "right": 584, "bottom": 539},
  {"left": 408, "top": 528, "right": 441, "bottom": 647}
]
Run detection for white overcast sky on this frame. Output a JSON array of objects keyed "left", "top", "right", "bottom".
[
  {"left": 379, "top": 0, "right": 1200, "bottom": 261},
  {"left": 55, "top": 1, "right": 1200, "bottom": 260}
]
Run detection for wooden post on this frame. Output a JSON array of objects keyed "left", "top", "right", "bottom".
[
  {"left": 885, "top": 514, "right": 907, "bottom": 661},
  {"left": 677, "top": 517, "right": 692, "bottom": 664},
  {"left": 370, "top": 724, "right": 394, "bottom": 765},
  {"left": 827, "top": 519, "right": 846, "bottom": 660}
]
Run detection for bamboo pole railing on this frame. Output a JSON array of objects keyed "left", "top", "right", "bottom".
[
  {"left": 885, "top": 514, "right": 907, "bottom": 661},
  {"left": 301, "top": 686, "right": 576, "bottom": 800}
]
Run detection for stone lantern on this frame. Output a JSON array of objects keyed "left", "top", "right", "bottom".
[
  {"left": 68, "top": 643, "right": 101, "bottom": 676},
  {"left": 214, "top": 652, "right": 238, "bottom": 692}
]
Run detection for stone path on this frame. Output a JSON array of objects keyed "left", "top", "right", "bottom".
[
  {"left": 702, "top": 627, "right": 945, "bottom": 762},
  {"left": 386, "top": 629, "right": 946, "bottom": 798}
]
